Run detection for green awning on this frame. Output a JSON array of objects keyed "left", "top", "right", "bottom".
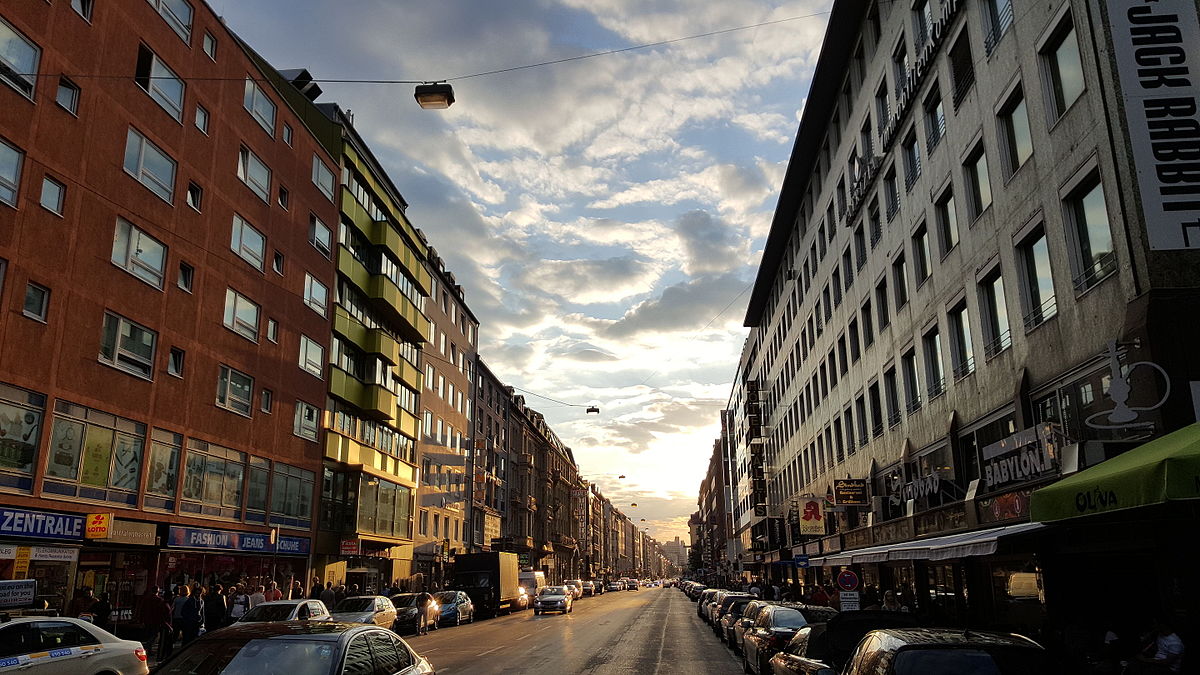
[{"left": 1030, "top": 423, "right": 1200, "bottom": 522}]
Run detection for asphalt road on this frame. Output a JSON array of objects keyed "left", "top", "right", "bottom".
[{"left": 406, "top": 586, "right": 744, "bottom": 675}]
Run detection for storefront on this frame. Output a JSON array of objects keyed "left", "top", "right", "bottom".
[
  {"left": 158, "top": 525, "right": 311, "bottom": 594},
  {"left": 0, "top": 506, "right": 84, "bottom": 614},
  {"left": 76, "top": 517, "right": 160, "bottom": 628}
]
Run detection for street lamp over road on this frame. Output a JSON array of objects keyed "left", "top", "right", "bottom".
[{"left": 414, "top": 82, "right": 455, "bottom": 109}]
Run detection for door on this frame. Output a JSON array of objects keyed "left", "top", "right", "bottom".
[{"left": 366, "top": 630, "right": 415, "bottom": 675}]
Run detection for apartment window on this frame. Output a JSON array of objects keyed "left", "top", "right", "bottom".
[
  {"left": 202, "top": 32, "right": 217, "bottom": 60},
  {"left": 949, "top": 301, "right": 975, "bottom": 379},
  {"left": 123, "top": 128, "right": 176, "bottom": 202},
  {"left": 892, "top": 255, "right": 909, "bottom": 309},
  {"left": 0, "top": 139, "right": 20, "bottom": 207},
  {"left": 267, "top": 318, "right": 278, "bottom": 343},
  {"left": 148, "top": 0, "right": 193, "bottom": 42},
  {"left": 177, "top": 262, "right": 194, "bottom": 292},
  {"left": 99, "top": 312, "right": 157, "bottom": 379},
  {"left": 194, "top": 105, "right": 209, "bottom": 133},
  {"left": 854, "top": 225, "right": 867, "bottom": 269},
  {"left": 277, "top": 185, "right": 289, "bottom": 210},
  {"left": 1000, "top": 88, "right": 1033, "bottom": 175},
  {"left": 272, "top": 251, "right": 284, "bottom": 275},
  {"left": 924, "top": 87, "right": 945, "bottom": 151},
  {"left": 215, "top": 365, "right": 252, "bottom": 415},
  {"left": 294, "top": 401, "right": 320, "bottom": 441},
  {"left": 875, "top": 279, "right": 890, "bottom": 328},
  {"left": 884, "top": 167, "right": 900, "bottom": 221},
  {"left": 862, "top": 299, "right": 875, "bottom": 346},
  {"left": 892, "top": 39, "right": 910, "bottom": 97},
  {"left": 230, "top": 215, "right": 266, "bottom": 270},
  {"left": 56, "top": 78, "right": 80, "bottom": 113},
  {"left": 223, "top": 288, "right": 260, "bottom": 341},
  {"left": 869, "top": 203, "right": 882, "bottom": 247},
  {"left": 842, "top": 249, "right": 854, "bottom": 289},
  {"left": 949, "top": 31, "right": 975, "bottom": 107},
  {"left": 135, "top": 45, "right": 185, "bottom": 120},
  {"left": 309, "top": 215, "right": 333, "bottom": 257},
  {"left": 71, "top": 0, "right": 94, "bottom": 20},
  {"left": 243, "top": 78, "right": 277, "bottom": 135},
  {"left": 964, "top": 145, "right": 992, "bottom": 220},
  {"left": 984, "top": 0, "right": 1014, "bottom": 53},
  {"left": 112, "top": 218, "right": 167, "bottom": 288},
  {"left": 855, "top": 395, "right": 869, "bottom": 444},
  {"left": 0, "top": 17, "right": 39, "bottom": 98},
  {"left": 1043, "top": 18, "right": 1085, "bottom": 118},
  {"left": 40, "top": 177, "right": 64, "bottom": 215},
  {"left": 1019, "top": 227, "right": 1057, "bottom": 329},
  {"left": 1066, "top": 178, "right": 1116, "bottom": 292},
  {"left": 419, "top": 510, "right": 428, "bottom": 536},
  {"left": 924, "top": 327, "right": 946, "bottom": 398},
  {"left": 902, "top": 349, "right": 922, "bottom": 413},
  {"left": 914, "top": 0, "right": 934, "bottom": 46},
  {"left": 913, "top": 225, "right": 931, "bottom": 284},
  {"left": 902, "top": 131, "right": 922, "bottom": 191},
  {"left": 935, "top": 188, "right": 960, "bottom": 255},
  {"left": 299, "top": 336, "right": 324, "bottom": 378},
  {"left": 884, "top": 368, "right": 901, "bottom": 425},
  {"left": 168, "top": 346, "right": 185, "bottom": 377},
  {"left": 260, "top": 389, "right": 273, "bottom": 414},
  {"left": 23, "top": 283, "right": 49, "bottom": 321},
  {"left": 237, "top": 147, "right": 271, "bottom": 202},
  {"left": 304, "top": 273, "right": 328, "bottom": 316},
  {"left": 282, "top": 124, "right": 293, "bottom": 146},
  {"left": 875, "top": 80, "right": 890, "bottom": 127},
  {"left": 849, "top": 318, "right": 861, "bottom": 362},
  {"left": 869, "top": 383, "right": 884, "bottom": 436},
  {"left": 313, "top": 156, "right": 336, "bottom": 201},
  {"left": 980, "top": 270, "right": 1012, "bottom": 357},
  {"left": 860, "top": 115, "right": 874, "bottom": 159}
]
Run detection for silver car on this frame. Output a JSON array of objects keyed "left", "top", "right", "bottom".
[
  {"left": 532, "top": 586, "right": 573, "bottom": 615},
  {"left": 237, "top": 598, "right": 332, "bottom": 623}
]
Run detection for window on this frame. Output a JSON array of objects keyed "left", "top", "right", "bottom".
[
  {"left": 854, "top": 224, "right": 867, "bottom": 269},
  {"left": 260, "top": 389, "right": 273, "bottom": 414},
  {"left": 230, "top": 215, "right": 266, "bottom": 270},
  {"left": 267, "top": 318, "right": 278, "bottom": 343},
  {"left": 40, "top": 177, "right": 64, "bottom": 214},
  {"left": 0, "top": 140, "right": 22, "bottom": 207},
  {"left": 243, "top": 78, "right": 277, "bottom": 135},
  {"left": 202, "top": 32, "right": 217, "bottom": 60},
  {"left": 282, "top": 124, "right": 293, "bottom": 146},
  {"left": 1066, "top": 178, "right": 1115, "bottom": 292},
  {"left": 949, "top": 32, "right": 975, "bottom": 107},
  {"left": 100, "top": 312, "right": 157, "bottom": 378},
  {"left": 1043, "top": 18, "right": 1085, "bottom": 117},
  {"left": 1000, "top": 88, "right": 1033, "bottom": 175},
  {"left": 309, "top": 215, "right": 332, "bottom": 257},
  {"left": 71, "top": 0, "right": 95, "bottom": 20},
  {"left": 924, "top": 327, "right": 946, "bottom": 398},
  {"left": 849, "top": 318, "right": 861, "bottom": 362},
  {"left": 277, "top": 185, "right": 289, "bottom": 210},
  {"left": 56, "top": 78, "right": 80, "bottom": 113},
  {"left": 935, "top": 188, "right": 959, "bottom": 255},
  {"left": 902, "top": 131, "right": 921, "bottom": 190},
  {"left": 902, "top": 350, "right": 921, "bottom": 413},
  {"left": 892, "top": 39, "right": 910, "bottom": 97},
  {"left": 862, "top": 299, "right": 874, "bottom": 346},
  {"left": 135, "top": 45, "right": 184, "bottom": 120},
  {"left": 304, "top": 273, "right": 328, "bottom": 316},
  {"left": 419, "top": 510, "right": 428, "bottom": 536},
  {"left": 0, "top": 17, "right": 40, "bottom": 98},
  {"left": 884, "top": 368, "right": 901, "bottom": 425},
  {"left": 875, "top": 80, "right": 890, "bottom": 127},
  {"left": 312, "top": 156, "right": 335, "bottom": 201},
  {"left": 186, "top": 182, "right": 203, "bottom": 211},
  {"left": 964, "top": 145, "right": 992, "bottom": 219},
  {"left": 148, "top": 0, "right": 193, "bottom": 42},
  {"left": 884, "top": 167, "right": 900, "bottom": 221},
  {"left": 299, "top": 336, "right": 324, "bottom": 377},
  {"left": 237, "top": 147, "right": 271, "bottom": 202},
  {"left": 111, "top": 218, "right": 167, "bottom": 288},
  {"left": 23, "top": 283, "right": 48, "bottom": 321},
  {"left": 913, "top": 225, "right": 931, "bottom": 284},
  {"left": 223, "top": 288, "right": 260, "bottom": 341},
  {"left": 168, "top": 347, "right": 185, "bottom": 377},
  {"left": 216, "top": 365, "right": 253, "bottom": 415},
  {"left": 984, "top": 0, "right": 1014, "bottom": 53},
  {"left": 123, "top": 129, "right": 176, "bottom": 202},
  {"left": 177, "top": 262, "right": 193, "bottom": 292},
  {"left": 194, "top": 105, "right": 209, "bottom": 133},
  {"left": 294, "top": 401, "right": 320, "bottom": 441},
  {"left": 875, "top": 279, "right": 890, "bottom": 328},
  {"left": 949, "top": 302, "right": 975, "bottom": 379},
  {"left": 892, "top": 255, "right": 909, "bottom": 309},
  {"left": 924, "top": 87, "right": 945, "bottom": 151},
  {"left": 914, "top": 0, "right": 934, "bottom": 46},
  {"left": 271, "top": 251, "right": 284, "bottom": 276},
  {"left": 1019, "top": 227, "right": 1057, "bottom": 329},
  {"left": 980, "top": 270, "right": 1011, "bottom": 357}
]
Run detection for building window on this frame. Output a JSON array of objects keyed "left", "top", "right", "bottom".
[
  {"left": 892, "top": 255, "right": 909, "bottom": 309},
  {"left": 924, "top": 87, "right": 945, "bottom": 152},
  {"left": 177, "top": 262, "right": 194, "bottom": 292},
  {"left": 1000, "top": 87, "right": 1033, "bottom": 176},
  {"left": 862, "top": 299, "right": 874, "bottom": 346},
  {"left": 56, "top": 78, "right": 80, "bottom": 113},
  {"left": 99, "top": 312, "right": 157, "bottom": 379},
  {"left": 277, "top": 185, "right": 289, "bottom": 210},
  {"left": 924, "top": 327, "right": 946, "bottom": 398},
  {"left": 230, "top": 214, "right": 266, "bottom": 270},
  {"left": 260, "top": 389, "right": 273, "bottom": 413},
  {"left": 884, "top": 368, "right": 901, "bottom": 426},
  {"left": 237, "top": 147, "right": 271, "bottom": 202},
  {"left": 984, "top": 0, "right": 1014, "bottom": 53},
  {"left": 313, "top": 156, "right": 336, "bottom": 201},
  {"left": 309, "top": 215, "right": 333, "bottom": 257},
  {"left": 964, "top": 145, "right": 992, "bottom": 220},
  {"left": 1043, "top": 17, "right": 1085, "bottom": 118},
  {"left": 282, "top": 124, "right": 293, "bottom": 146},
  {"left": 123, "top": 128, "right": 176, "bottom": 202},
  {"left": 216, "top": 365, "right": 253, "bottom": 416},
  {"left": 884, "top": 167, "right": 900, "bottom": 221},
  {"left": 0, "top": 17, "right": 40, "bottom": 99},
  {"left": 71, "top": 0, "right": 95, "bottom": 20},
  {"left": 23, "top": 283, "right": 48, "bottom": 321},
  {"left": 949, "top": 31, "right": 975, "bottom": 108},
  {"left": 913, "top": 0, "right": 934, "bottom": 47},
  {"left": 854, "top": 224, "right": 867, "bottom": 270},
  {"left": 304, "top": 273, "right": 328, "bottom": 316},
  {"left": 980, "top": 270, "right": 1012, "bottom": 357},
  {"left": 194, "top": 105, "right": 209, "bottom": 134},
  {"left": 1066, "top": 177, "right": 1116, "bottom": 292},
  {"left": 168, "top": 346, "right": 185, "bottom": 377},
  {"left": 294, "top": 401, "right": 320, "bottom": 441},
  {"left": 902, "top": 130, "right": 921, "bottom": 191},
  {"left": 179, "top": 440, "right": 245, "bottom": 514},
  {"left": 0, "top": 139, "right": 22, "bottom": 207},
  {"left": 40, "top": 176, "right": 65, "bottom": 214},
  {"left": 875, "top": 79, "right": 890, "bottom": 127},
  {"left": 913, "top": 224, "right": 931, "bottom": 284},
  {"left": 243, "top": 78, "right": 277, "bottom": 135},
  {"left": 892, "top": 38, "right": 910, "bottom": 98},
  {"left": 144, "top": 430, "right": 181, "bottom": 502},
  {"left": 1018, "top": 227, "right": 1057, "bottom": 330},
  {"left": 902, "top": 349, "right": 922, "bottom": 413},
  {"left": 223, "top": 288, "right": 260, "bottom": 341},
  {"left": 186, "top": 182, "right": 203, "bottom": 211},
  {"left": 935, "top": 187, "right": 959, "bottom": 255},
  {"left": 202, "top": 31, "right": 217, "bottom": 59},
  {"left": 299, "top": 336, "right": 324, "bottom": 378},
  {"left": 148, "top": 0, "right": 193, "bottom": 42},
  {"left": 875, "top": 279, "right": 890, "bottom": 328},
  {"left": 270, "top": 253, "right": 284, "bottom": 278},
  {"left": 111, "top": 218, "right": 167, "bottom": 288},
  {"left": 135, "top": 45, "right": 185, "bottom": 121},
  {"left": 267, "top": 318, "right": 278, "bottom": 343},
  {"left": 419, "top": 510, "right": 428, "bottom": 536},
  {"left": 44, "top": 401, "right": 146, "bottom": 501},
  {"left": 949, "top": 301, "right": 975, "bottom": 379}
]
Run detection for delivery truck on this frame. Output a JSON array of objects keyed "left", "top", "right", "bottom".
[{"left": 449, "top": 551, "right": 522, "bottom": 616}]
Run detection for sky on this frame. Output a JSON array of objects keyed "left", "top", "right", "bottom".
[{"left": 216, "top": 0, "right": 831, "bottom": 544}]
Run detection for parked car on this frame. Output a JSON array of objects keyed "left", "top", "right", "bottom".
[
  {"left": 563, "top": 581, "right": 584, "bottom": 600},
  {"left": 696, "top": 588, "right": 721, "bottom": 618},
  {"left": 709, "top": 591, "right": 752, "bottom": 625},
  {"left": 434, "top": 591, "right": 475, "bottom": 626},
  {"left": 238, "top": 599, "right": 332, "bottom": 624},
  {"left": 729, "top": 600, "right": 774, "bottom": 654},
  {"left": 715, "top": 596, "right": 755, "bottom": 642},
  {"left": 768, "top": 610, "right": 922, "bottom": 675},
  {"left": 606, "top": 581, "right": 625, "bottom": 592},
  {"left": 330, "top": 595, "right": 398, "bottom": 628},
  {"left": 743, "top": 604, "right": 838, "bottom": 674},
  {"left": 625, "top": 579, "right": 639, "bottom": 591},
  {"left": 153, "top": 621, "right": 435, "bottom": 675},
  {"left": 580, "top": 581, "right": 598, "bottom": 596},
  {"left": 532, "top": 586, "right": 573, "bottom": 615},
  {"left": 687, "top": 583, "right": 708, "bottom": 600},
  {"left": 813, "top": 628, "right": 1051, "bottom": 675},
  {"left": 0, "top": 616, "right": 148, "bottom": 675},
  {"left": 390, "top": 593, "right": 441, "bottom": 635}
]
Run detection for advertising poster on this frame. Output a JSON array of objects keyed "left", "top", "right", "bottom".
[
  {"left": 79, "top": 426, "right": 115, "bottom": 488},
  {"left": 146, "top": 442, "right": 178, "bottom": 496},
  {"left": 0, "top": 402, "right": 41, "bottom": 473},
  {"left": 46, "top": 418, "right": 84, "bottom": 480},
  {"left": 110, "top": 433, "right": 143, "bottom": 490}
]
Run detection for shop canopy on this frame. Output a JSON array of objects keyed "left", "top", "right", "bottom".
[
  {"left": 1030, "top": 422, "right": 1200, "bottom": 522},
  {"left": 809, "top": 522, "right": 1043, "bottom": 567}
]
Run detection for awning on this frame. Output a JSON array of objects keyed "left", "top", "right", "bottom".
[
  {"left": 1030, "top": 422, "right": 1200, "bottom": 522},
  {"left": 803, "top": 522, "right": 1044, "bottom": 566}
]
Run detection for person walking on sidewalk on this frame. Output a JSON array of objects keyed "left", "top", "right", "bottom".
[
  {"left": 180, "top": 586, "right": 205, "bottom": 644},
  {"left": 203, "top": 585, "right": 227, "bottom": 632},
  {"left": 136, "top": 587, "right": 172, "bottom": 662},
  {"left": 320, "top": 582, "right": 337, "bottom": 609},
  {"left": 249, "top": 585, "right": 266, "bottom": 608},
  {"left": 264, "top": 581, "right": 283, "bottom": 602}
]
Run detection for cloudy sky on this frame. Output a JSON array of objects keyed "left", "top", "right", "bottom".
[{"left": 217, "top": 0, "right": 830, "bottom": 543}]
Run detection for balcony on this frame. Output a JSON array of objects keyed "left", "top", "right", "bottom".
[
  {"left": 333, "top": 307, "right": 400, "bottom": 365},
  {"left": 329, "top": 368, "right": 395, "bottom": 421}
]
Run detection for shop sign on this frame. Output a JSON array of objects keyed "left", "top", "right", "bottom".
[
  {"left": 278, "top": 536, "right": 311, "bottom": 555},
  {"left": 340, "top": 539, "right": 360, "bottom": 556},
  {"left": 84, "top": 513, "right": 113, "bottom": 539},
  {"left": 107, "top": 520, "right": 158, "bottom": 546},
  {"left": 982, "top": 425, "right": 1058, "bottom": 492},
  {"left": 0, "top": 579, "right": 36, "bottom": 608},
  {"left": 0, "top": 544, "right": 78, "bottom": 562},
  {"left": 483, "top": 513, "right": 501, "bottom": 545},
  {"left": 168, "top": 526, "right": 279, "bottom": 552},
  {"left": 888, "top": 473, "right": 942, "bottom": 506},
  {"left": 12, "top": 546, "right": 30, "bottom": 579},
  {"left": 872, "top": 517, "right": 915, "bottom": 545},
  {"left": 978, "top": 489, "right": 1033, "bottom": 524},
  {"left": 799, "top": 499, "right": 825, "bottom": 535},
  {"left": 834, "top": 479, "right": 869, "bottom": 506},
  {"left": 914, "top": 503, "right": 969, "bottom": 538},
  {"left": 0, "top": 507, "right": 84, "bottom": 541},
  {"left": 843, "top": 528, "right": 873, "bottom": 549}
]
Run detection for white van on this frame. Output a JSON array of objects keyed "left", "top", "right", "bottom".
[{"left": 518, "top": 570, "right": 546, "bottom": 598}]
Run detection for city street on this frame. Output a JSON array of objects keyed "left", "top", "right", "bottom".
[{"left": 407, "top": 588, "right": 742, "bottom": 675}]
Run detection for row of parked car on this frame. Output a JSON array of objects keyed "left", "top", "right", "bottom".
[
  {"left": 532, "top": 578, "right": 648, "bottom": 615},
  {"left": 679, "top": 580, "right": 1051, "bottom": 675}
]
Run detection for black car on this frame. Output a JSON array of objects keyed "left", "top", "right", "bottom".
[
  {"left": 824, "top": 628, "right": 1051, "bottom": 675},
  {"left": 768, "top": 610, "right": 922, "bottom": 674},
  {"left": 743, "top": 604, "right": 839, "bottom": 674},
  {"left": 152, "top": 621, "right": 436, "bottom": 674}
]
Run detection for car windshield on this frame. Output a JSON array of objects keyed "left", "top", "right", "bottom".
[
  {"left": 540, "top": 587, "right": 566, "bottom": 596},
  {"left": 892, "top": 647, "right": 1051, "bottom": 675},
  {"left": 157, "top": 638, "right": 336, "bottom": 675},
  {"left": 435, "top": 592, "right": 458, "bottom": 604},
  {"left": 333, "top": 598, "right": 374, "bottom": 612},
  {"left": 239, "top": 604, "right": 296, "bottom": 622},
  {"left": 726, "top": 600, "right": 751, "bottom": 616},
  {"left": 770, "top": 608, "right": 809, "bottom": 629},
  {"left": 391, "top": 594, "right": 419, "bottom": 608}
]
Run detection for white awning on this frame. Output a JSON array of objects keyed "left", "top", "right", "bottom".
[{"left": 804, "top": 522, "right": 1045, "bottom": 567}]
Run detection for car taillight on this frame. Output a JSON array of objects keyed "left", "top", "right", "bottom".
[
  {"left": 134, "top": 647, "right": 148, "bottom": 662},
  {"left": 768, "top": 633, "right": 789, "bottom": 650}
]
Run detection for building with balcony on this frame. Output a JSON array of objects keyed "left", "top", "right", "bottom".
[{"left": 468, "top": 357, "right": 508, "bottom": 554}]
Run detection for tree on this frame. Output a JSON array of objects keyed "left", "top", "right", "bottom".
[{"left": 687, "top": 545, "right": 703, "bottom": 572}]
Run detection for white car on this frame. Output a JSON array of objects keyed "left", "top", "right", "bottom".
[
  {"left": 0, "top": 616, "right": 148, "bottom": 674},
  {"left": 237, "top": 599, "right": 332, "bottom": 623}
]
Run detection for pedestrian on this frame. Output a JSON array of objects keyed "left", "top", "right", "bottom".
[
  {"left": 228, "top": 585, "right": 250, "bottom": 622},
  {"left": 264, "top": 581, "right": 283, "bottom": 602},
  {"left": 882, "top": 590, "right": 909, "bottom": 612},
  {"left": 249, "top": 585, "right": 266, "bottom": 608},
  {"left": 335, "top": 584, "right": 347, "bottom": 604},
  {"left": 91, "top": 592, "right": 113, "bottom": 633},
  {"left": 204, "top": 585, "right": 227, "bottom": 632},
  {"left": 309, "top": 576, "right": 323, "bottom": 600},
  {"left": 387, "top": 580, "right": 402, "bottom": 596},
  {"left": 749, "top": 580, "right": 762, "bottom": 598},
  {"left": 349, "top": 584, "right": 360, "bottom": 596},
  {"left": 809, "top": 585, "right": 830, "bottom": 607},
  {"left": 138, "top": 586, "right": 173, "bottom": 661},
  {"left": 320, "top": 582, "right": 337, "bottom": 609},
  {"left": 69, "top": 587, "right": 96, "bottom": 617},
  {"left": 771, "top": 583, "right": 782, "bottom": 600},
  {"left": 180, "top": 586, "right": 205, "bottom": 644},
  {"left": 1130, "top": 616, "right": 1185, "bottom": 674},
  {"left": 171, "top": 584, "right": 191, "bottom": 638},
  {"left": 415, "top": 591, "right": 434, "bottom": 635}
]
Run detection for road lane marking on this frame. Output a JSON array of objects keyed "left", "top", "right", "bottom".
[
  {"left": 516, "top": 634, "right": 531, "bottom": 640},
  {"left": 476, "top": 645, "right": 508, "bottom": 656}
]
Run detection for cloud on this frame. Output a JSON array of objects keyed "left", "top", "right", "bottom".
[
  {"left": 605, "top": 272, "right": 751, "bottom": 338},
  {"left": 511, "top": 255, "right": 664, "bottom": 305}
]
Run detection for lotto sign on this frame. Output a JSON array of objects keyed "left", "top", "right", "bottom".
[{"left": 84, "top": 513, "right": 113, "bottom": 539}]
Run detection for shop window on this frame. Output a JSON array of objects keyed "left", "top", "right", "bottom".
[
  {"left": 43, "top": 399, "right": 145, "bottom": 506},
  {"left": 271, "top": 461, "right": 315, "bottom": 529},
  {"left": 0, "top": 382, "right": 47, "bottom": 481},
  {"left": 357, "top": 474, "right": 412, "bottom": 539},
  {"left": 181, "top": 439, "right": 245, "bottom": 520},
  {"left": 144, "top": 428, "right": 181, "bottom": 511}
]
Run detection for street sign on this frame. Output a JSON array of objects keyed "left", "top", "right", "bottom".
[
  {"left": 0, "top": 579, "right": 36, "bottom": 608},
  {"left": 836, "top": 569, "right": 859, "bottom": 592},
  {"left": 839, "top": 591, "right": 861, "bottom": 611},
  {"left": 794, "top": 555, "right": 810, "bottom": 569}
]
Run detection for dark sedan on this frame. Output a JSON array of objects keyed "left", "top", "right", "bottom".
[
  {"left": 768, "top": 610, "right": 921, "bottom": 674},
  {"left": 153, "top": 621, "right": 435, "bottom": 675},
  {"left": 743, "top": 604, "right": 838, "bottom": 674},
  {"left": 390, "top": 593, "right": 441, "bottom": 635},
  {"left": 828, "top": 628, "right": 1051, "bottom": 675},
  {"left": 715, "top": 596, "right": 755, "bottom": 643}
]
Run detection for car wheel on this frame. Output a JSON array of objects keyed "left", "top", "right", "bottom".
[
  {"left": 534, "top": 610, "right": 540, "bottom": 615},
  {"left": 455, "top": 613, "right": 462, "bottom": 626}
]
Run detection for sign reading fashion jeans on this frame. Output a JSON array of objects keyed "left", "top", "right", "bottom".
[{"left": 167, "top": 526, "right": 309, "bottom": 554}]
